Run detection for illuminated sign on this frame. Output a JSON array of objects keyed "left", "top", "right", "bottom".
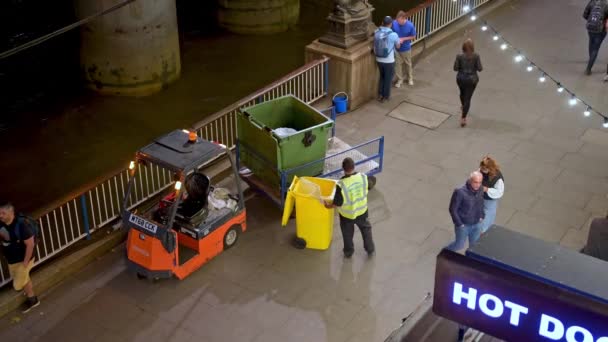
[{"left": 433, "top": 250, "right": 608, "bottom": 342}]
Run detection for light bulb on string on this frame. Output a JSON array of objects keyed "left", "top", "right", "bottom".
[
  {"left": 493, "top": 35, "right": 499, "bottom": 41},
  {"left": 584, "top": 107, "right": 591, "bottom": 117},
  {"left": 568, "top": 95, "right": 578, "bottom": 106},
  {"left": 557, "top": 84, "right": 564, "bottom": 93},
  {"left": 470, "top": 15, "right": 477, "bottom": 21},
  {"left": 539, "top": 74, "right": 546, "bottom": 83},
  {"left": 526, "top": 65, "right": 534, "bottom": 72},
  {"left": 514, "top": 54, "right": 524, "bottom": 63},
  {"left": 500, "top": 43, "right": 508, "bottom": 50},
  {"left": 603, "top": 118, "right": 608, "bottom": 128},
  {"left": 481, "top": 25, "right": 488, "bottom": 31},
  {"left": 463, "top": 5, "right": 470, "bottom": 12}
]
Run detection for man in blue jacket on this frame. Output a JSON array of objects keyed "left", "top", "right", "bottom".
[
  {"left": 392, "top": 11, "right": 417, "bottom": 87},
  {"left": 447, "top": 171, "right": 485, "bottom": 251}
]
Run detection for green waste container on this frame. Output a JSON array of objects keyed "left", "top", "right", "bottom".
[{"left": 237, "top": 95, "right": 333, "bottom": 188}]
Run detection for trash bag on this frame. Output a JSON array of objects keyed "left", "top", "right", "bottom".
[
  {"left": 274, "top": 127, "right": 297, "bottom": 138},
  {"left": 299, "top": 178, "right": 324, "bottom": 203}
]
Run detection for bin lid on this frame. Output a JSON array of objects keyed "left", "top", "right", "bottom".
[
  {"left": 281, "top": 176, "right": 299, "bottom": 226},
  {"left": 281, "top": 192, "right": 295, "bottom": 227}
]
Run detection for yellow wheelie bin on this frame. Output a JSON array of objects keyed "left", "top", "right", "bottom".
[{"left": 281, "top": 176, "right": 336, "bottom": 250}]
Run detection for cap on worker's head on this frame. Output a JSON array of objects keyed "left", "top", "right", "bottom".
[
  {"left": 383, "top": 16, "right": 393, "bottom": 25},
  {"left": 342, "top": 157, "right": 355, "bottom": 172}
]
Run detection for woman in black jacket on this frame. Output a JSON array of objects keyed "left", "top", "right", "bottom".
[{"left": 454, "top": 38, "right": 483, "bottom": 127}]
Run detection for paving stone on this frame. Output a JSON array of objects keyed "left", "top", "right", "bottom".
[
  {"left": 511, "top": 141, "right": 568, "bottom": 164},
  {"left": 388, "top": 102, "right": 451, "bottom": 129},
  {"left": 560, "top": 228, "right": 587, "bottom": 252},
  {"left": 581, "top": 128, "right": 608, "bottom": 146},
  {"left": 528, "top": 197, "right": 591, "bottom": 229},
  {"left": 505, "top": 211, "right": 571, "bottom": 243}
]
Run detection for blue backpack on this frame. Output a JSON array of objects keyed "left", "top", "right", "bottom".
[
  {"left": 374, "top": 29, "right": 392, "bottom": 58},
  {"left": 15, "top": 214, "right": 40, "bottom": 245}
]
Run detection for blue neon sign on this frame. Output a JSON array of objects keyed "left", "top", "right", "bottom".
[{"left": 433, "top": 250, "right": 608, "bottom": 342}]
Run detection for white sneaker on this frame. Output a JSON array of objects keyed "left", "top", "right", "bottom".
[
  {"left": 394, "top": 80, "right": 402, "bottom": 88},
  {"left": 408, "top": 79, "right": 414, "bottom": 86}
]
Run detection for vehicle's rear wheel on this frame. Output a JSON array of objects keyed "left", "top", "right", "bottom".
[{"left": 223, "top": 225, "right": 241, "bottom": 250}]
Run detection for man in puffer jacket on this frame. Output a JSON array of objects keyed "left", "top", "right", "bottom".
[{"left": 446, "top": 171, "right": 485, "bottom": 252}]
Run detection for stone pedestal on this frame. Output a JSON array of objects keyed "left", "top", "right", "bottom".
[
  {"left": 306, "top": 37, "right": 377, "bottom": 111},
  {"left": 318, "top": 11, "right": 376, "bottom": 49}
]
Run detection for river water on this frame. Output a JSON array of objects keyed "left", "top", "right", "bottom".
[{"left": 0, "top": 0, "right": 422, "bottom": 213}]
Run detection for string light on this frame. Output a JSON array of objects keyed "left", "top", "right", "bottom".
[
  {"left": 463, "top": 5, "right": 470, "bottom": 12},
  {"left": 472, "top": 9, "right": 608, "bottom": 128},
  {"left": 584, "top": 107, "right": 591, "bottom": 117}
]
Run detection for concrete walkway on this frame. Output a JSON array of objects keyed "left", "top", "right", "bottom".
[{"left": 2, "top": 0, "right": 608, "bottom": 341}]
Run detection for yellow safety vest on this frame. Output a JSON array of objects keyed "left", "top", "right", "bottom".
[{"left": 337, "top": 173, "right": 368, "bottom": 219}]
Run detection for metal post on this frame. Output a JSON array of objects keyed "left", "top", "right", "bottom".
[
  {"left": 378, "top": 136, "right": 385, "bottom": 173},
  {"left": 256, "top": 96, "right": 263, "bottom": 104},
  {"left": 424, "top": 6, "right": 432, "bottom": 35},
  {"left": 80, "top": 194, "right": 92, "bottom": 240},
  {"left": 323, "top": 62, "right": 329, "bottom": 96},
  {"left": 331, "top": 106, "right": 337, "bottom": 138},
  {"left": 280, "top": 172, "right": 287, "bottom": 208},
  {"left": 235, "top": 139, "right": 241, "bottom": 171}
]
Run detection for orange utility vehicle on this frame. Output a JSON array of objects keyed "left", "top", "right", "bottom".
[{"left": 121, "top": 129, "right": 246, "bottom": 280}]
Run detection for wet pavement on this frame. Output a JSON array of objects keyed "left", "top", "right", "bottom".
[{"left": 2, "top": 0, "right": 608, "bottom": 340}]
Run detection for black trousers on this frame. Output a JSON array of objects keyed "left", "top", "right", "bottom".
[
  {"left": 377, "top": 61, "right": 395, "bottom": 99},
  {"left": 340, "top": 214, "right": 375, "bottom": 255},
  {"left": 457, "top": 76, "right": 478, "bottom": 118},
  {"left": 587, "top": 31, "right": 607, "bottom": 72}
]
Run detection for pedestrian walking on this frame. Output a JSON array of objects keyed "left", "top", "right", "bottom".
[
  {"left": 0, "top": 201, "right": 40, "bottom": 313},
  {"left": 583, "top": 0, "right": 608, "bottom": 75},
  {"left": 479, "top": 156, "right": 504, "bottom": 233},
  {"left": 373, "top": 16, "right": 400, "bottom": 102},
  {"left": 446, "top": 171, "right": 484, "bottom": 252},
  {"left": 392, "top": 11, "right": 417, "bottom": 87},
  {"left": 453, "top": 38, "right": 482, "bottom": 127},
  {"left": 325, "top": 158, "right": 375, "bottom": 258}
]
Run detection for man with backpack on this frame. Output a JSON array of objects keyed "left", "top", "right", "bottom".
[
  {"left": 374, "top": 16, "right": 400, "bottom": 102},
  {"left": 0, "top": 201, "right": 40, "bottom": 313},
  {"left": 583, "top": 0, "right": 608, "bottom": 75}
]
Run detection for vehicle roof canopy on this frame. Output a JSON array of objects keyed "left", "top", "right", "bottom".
[{"left": 136, "top": 130, "right": 225, "bottom": 172}]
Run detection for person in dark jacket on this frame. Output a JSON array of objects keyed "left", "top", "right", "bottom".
[
  {"left": 581, "top": 212, "right": 608, "bottom": 261},
  {"left": 582, "top": 0, "right": 608, "bottom": 75},
  {"left": 447, "top": 171, "right": 484, "bottom": 252},
  {"left": 453, "top": 38, "right": 482, "bottom": 127},
  {"left": 0, "top": 202, "right": 40, "bottom": 313}
]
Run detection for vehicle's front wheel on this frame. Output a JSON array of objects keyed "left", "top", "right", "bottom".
[{"left": 223, "top": 225, "right": 241, "bottom": 250}]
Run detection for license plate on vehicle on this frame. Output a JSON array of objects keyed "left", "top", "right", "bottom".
[{"left": 129, "top": 214, "right": 158, "bottom": 234}]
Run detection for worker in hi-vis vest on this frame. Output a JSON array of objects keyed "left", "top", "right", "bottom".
[{"left": 325, "top": 157, "right": 375, "bottom": 258}]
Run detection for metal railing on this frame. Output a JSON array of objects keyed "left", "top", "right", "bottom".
[
  {"left": 0, "top": 56, "right": 330, "bottom": 288},
  {"left": 407, "top": 0, "right": 491, "bottom": 45}
]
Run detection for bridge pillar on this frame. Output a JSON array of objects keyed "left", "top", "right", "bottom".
[
  {"left": 75, "top": 0, "right": 181, "bottom": 96},
  {"left": 217, "top": 0, "right": 300, "bottom": 34}
]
